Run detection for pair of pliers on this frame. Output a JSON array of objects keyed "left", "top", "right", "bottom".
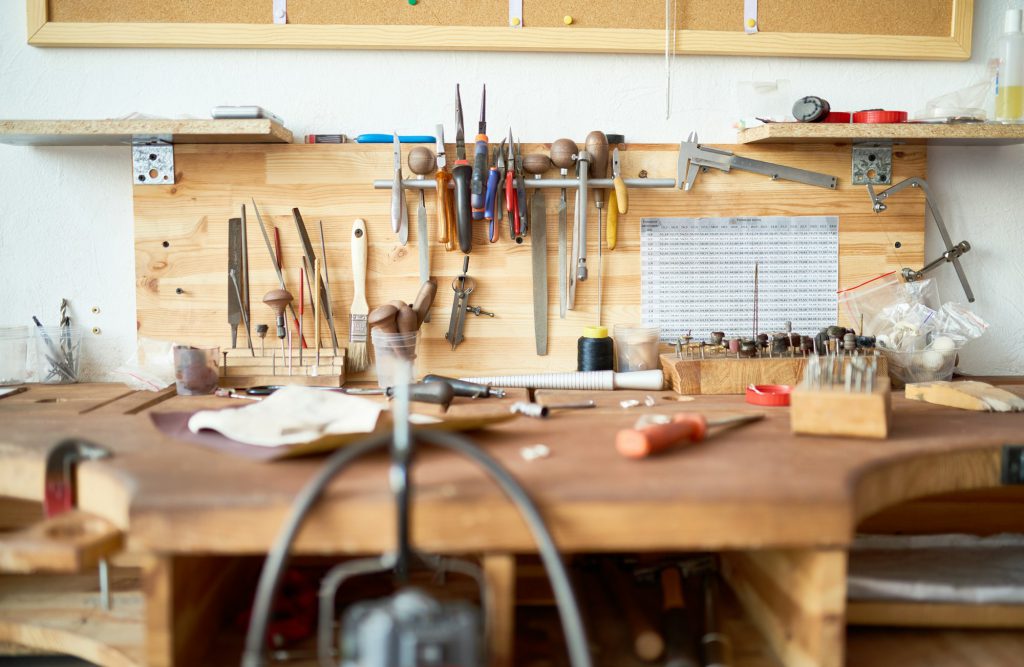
[
  {"left": 514, "top": 140, "right": 528, "bottom": 241},
  {"left": 504, "top": 130, "right": 520, "bottom": 241},
  {"left": 484, "top": 140, "right": 505, "bottom": 243}
]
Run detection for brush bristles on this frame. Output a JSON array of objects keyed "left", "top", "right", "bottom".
[{"left": 346, "top": 342, "right": 369, "bottom": 372}]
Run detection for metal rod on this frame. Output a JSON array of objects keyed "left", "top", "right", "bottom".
[{"left": 374, "top": 177, "right": 677, "bottom": 190}]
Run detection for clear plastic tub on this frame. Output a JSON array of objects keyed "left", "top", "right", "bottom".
[
  {"left": 0, "top": 327, "right": 30, "bottom": 385},
  {"left": 614, "top": 325, "right": 662, "bottom": 372},
  {"left": 32, "top": 326, "right": 82, "bottom": 384},
  {"left": 371, "top": 329, "right": 420, "bottom": 388},
  {"left": 172, "top": 345, "right": 220, "bottom": 395},
  {"left": 881, "top": 346, "right": 959, "bottom": 387}
]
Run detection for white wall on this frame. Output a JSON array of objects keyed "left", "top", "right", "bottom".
[{"left": 2, "top": 1, "right": 1022, "bottom": 377}]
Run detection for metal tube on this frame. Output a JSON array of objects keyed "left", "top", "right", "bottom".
[{"left": 374, "top": 177, "right": 676, "bottom": 190}]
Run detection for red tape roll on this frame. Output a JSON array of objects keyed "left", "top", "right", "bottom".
[
  {"left": 746, "top": 384, "right": 793, "bottom": 407},
  {"left": 853, "top": 110, "right": 908, "bottom": 124}
]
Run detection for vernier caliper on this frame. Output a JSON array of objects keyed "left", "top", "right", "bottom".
[
  {"left": 867, "top": 177, "right": 974, "bottom": 303},
  {"left": 678, "top": 132, "right": 838, "bottom": 191}
]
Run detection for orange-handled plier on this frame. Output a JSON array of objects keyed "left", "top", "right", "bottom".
[
  {"left": 435, "top": 125, "right": 456, "bottom": 250},
  {"left": 616, "top": 413, "right": 763, "bottom": 458}
]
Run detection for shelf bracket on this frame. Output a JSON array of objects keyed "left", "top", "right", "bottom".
[
  {"left": 852, "top": 142, "right": 892, "bottom": 185},
  {"left": 131, "top": 136, "right": 174, "bottom": 185}
]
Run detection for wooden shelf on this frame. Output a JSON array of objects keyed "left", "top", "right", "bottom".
[
  {"left": 737, "top": 122, "right": 1024, "bottom": 146},
  {"left": 0, "top": 119, "right": 292, "bottom": 146}
]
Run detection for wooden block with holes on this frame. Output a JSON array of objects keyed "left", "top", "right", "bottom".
[
  {"left": 218, "top": 347, "right": 346, "bottom": 388},
  {"left": 661, "top": 353, "right": 889, "bottom": 395},
  {"left": 791, "top": 379, "right": 892, "bottom": 439}
]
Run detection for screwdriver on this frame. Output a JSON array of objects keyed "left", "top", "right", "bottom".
[
  {"left": 452, "top": 84, "right": 473, "bottom": 253},
  {"left": 616, "top": 413, "right": 764, "bottom": 459},
  {"left": 471, "top": 84, "right": 488, "bottom": 221},
  {"left": 434, "top": 125, "right": 455, "bottom": 249}
]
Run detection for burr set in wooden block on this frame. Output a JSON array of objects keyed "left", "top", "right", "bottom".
[
  {"left": 218, "top": 347, "right": 346, "bottom": 388},
  {"left": 790, "top": 354, "right": 891, "bottom": 439}
]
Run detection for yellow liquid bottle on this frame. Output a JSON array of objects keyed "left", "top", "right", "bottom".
[{"left": 995, "top": 9, "right": 1024, "bottom": 123}]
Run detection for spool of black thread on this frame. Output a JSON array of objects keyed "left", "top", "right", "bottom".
[{"left": 577, "top": 325, "right": 614, "bottom": 371}]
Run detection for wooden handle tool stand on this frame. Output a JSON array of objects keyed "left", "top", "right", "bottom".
[
  {"left": 219, "top": 347, "right": 346, "bottom": 388},
  {"left": 661, "top": 353, "right": 889, "bottom": 396},
  {"left": 791, "top": 377, "right": 892, "bottom": 439}
]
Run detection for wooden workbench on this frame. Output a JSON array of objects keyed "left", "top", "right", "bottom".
[{"left": 1, "top": 383, "right": 1023, "bottom": 667}]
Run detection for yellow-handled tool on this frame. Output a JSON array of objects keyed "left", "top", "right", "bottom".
[{"left": 608, "top": 148, "right": 628, "bottom": 250}]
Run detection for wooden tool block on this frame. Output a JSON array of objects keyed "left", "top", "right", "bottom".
[
  {"left": 661, "top": 353, "right": 889, "bottom": 395},
  {"left": 790, "top": 379, "right": 891, "bottom": 439},
  {"left": 219, "top": 347, "right": 346, "bottom": 388}
]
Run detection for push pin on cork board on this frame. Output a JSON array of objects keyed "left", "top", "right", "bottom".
[{"left": 509, "top": 0, "right": 523, "bottom": 28}]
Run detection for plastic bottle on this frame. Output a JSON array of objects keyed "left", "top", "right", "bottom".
[{"left": 995, "top": 9, "right": 1024, "bottom": 123}]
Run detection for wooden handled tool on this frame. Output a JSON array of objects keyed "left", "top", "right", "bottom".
[
  {"left": 660, "top": 567, "right": 699, "bottom": 667},
  {"left": 434, "top": 125, "right": 454, "bottom": 247},
  {"left": 617, "top": 413, "right": 764, "bottom": 459},
  {"left": 408, "top": 146, "right": 436, "bottom": 320},
  {"left": 604, "top": 560, "right": 664, "bottom": 662},
  {"left": 347, "top": 219, "right": 370, "bottom": 372},
  {"left": 412, "top": 279, "right": 438, "bottom": 325},
  {"left": 608, "top": 147, "right": 628, "bottom": 250}
]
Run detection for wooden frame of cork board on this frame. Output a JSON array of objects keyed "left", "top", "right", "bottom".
[
  {"left": 133, "top": 142, "right": 925, "bottom": 380},
  {"left": 29, "top": 0, "right": 972, "bottom": 60}
]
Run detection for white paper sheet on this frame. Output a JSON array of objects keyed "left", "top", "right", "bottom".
[{"left": 640, "top": 216, "right": 839, "bottom": 340}]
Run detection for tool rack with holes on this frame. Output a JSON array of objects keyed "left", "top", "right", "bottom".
[{"left": 133, "top": 136, "right": 932, "bottom": 381}]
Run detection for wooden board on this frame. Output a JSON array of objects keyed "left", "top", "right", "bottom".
[
  {"left": 0, "top": 119, "right": 292, "bottom": 147},
  {"left": 738, "top": 123, "right": 1024, "bottom": 146},
  {"left": 29, "top": 0, "right": 973, "bottom": 60},
  {"left": 847, "top": 600, "right": 1024, "bottom": 629},
  {"left": 132, "top": 142, "right": 926, "bottom": 382},
  {"left": 660, "top": 353, "right": 890, "bottom": 395},
  {"left": 0, "top": 569, "right": 143, "bottom": 667}
]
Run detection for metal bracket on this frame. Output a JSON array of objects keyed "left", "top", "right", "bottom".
[
  {"left": 852, "top": 142, "right": 892, "bottom": 185},
  {"left": 132, "top": 139, "right": 174, "bottom": 185},
  {"left": 1003, "top": 445, "right": 1024, "bottom": 485}
]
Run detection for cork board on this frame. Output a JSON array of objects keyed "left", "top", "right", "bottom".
[
  {"left": 31, "top": 0, "right": 972, "bottom": 59},
  {"left": 49, "top": 0, "right": 953, "bottom": 35},
  {"left": 132, "top": 142, "right": 925, "bottom": 381}
]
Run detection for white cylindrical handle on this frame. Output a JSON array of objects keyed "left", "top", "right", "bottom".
[
  {"left": 612, "top": 370, "right": 665, "bottom": 391},
  {"left": 350, "top": 219, "right": 368, "bottom": 312}
]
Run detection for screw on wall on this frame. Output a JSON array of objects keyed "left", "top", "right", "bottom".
[{"left": 91, "top": 327, "right": 101, "bottom": 335}]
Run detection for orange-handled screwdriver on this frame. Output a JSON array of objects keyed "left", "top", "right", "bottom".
[{"left": 616, "top": 413, "right": 764, "bottom": 459}]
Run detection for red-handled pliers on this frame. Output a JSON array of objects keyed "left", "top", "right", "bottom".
[{"left": 504, "top": 131, "right": 520, "bottom": 239}]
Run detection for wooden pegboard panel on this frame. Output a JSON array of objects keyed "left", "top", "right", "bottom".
[{"left": 133, "top": 142, "right": 925, "bottom": 381}]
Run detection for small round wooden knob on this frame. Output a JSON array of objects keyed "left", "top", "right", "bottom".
[
  {"left": 262, "top": 289, "right": 293, "bottom": 315},
  {"left": 408, "top": 146, "right": 436, "bottom": 176},
  {"left": 368, "top": 304, "right": 399, "bottom": 334},
  {"left": 550, "top": 138, "right": 577, "bottom": 170},
  {"left": 523, "top": 153, "right": 551, "bottom": 175}
]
